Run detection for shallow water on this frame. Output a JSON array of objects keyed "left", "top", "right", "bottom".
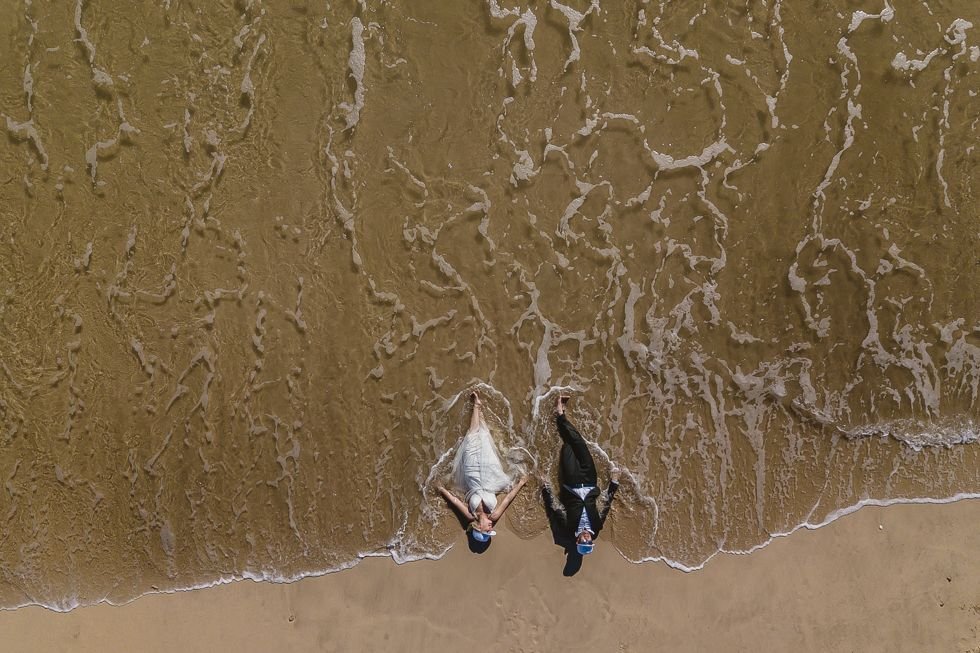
[{"left": 0, "top": 0, "right": 977, "bottom": 610}]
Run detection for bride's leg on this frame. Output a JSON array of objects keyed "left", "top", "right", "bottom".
[{"left": 468, "top": 391, "right": 483, "bottom": 432}]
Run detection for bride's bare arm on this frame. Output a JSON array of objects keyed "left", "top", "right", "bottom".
[
  {"left": 489, "top": 475, "right": 528, "bottom": 521},
  {"left": 437, "top": 484, "right": 474, "bottom": 521}
]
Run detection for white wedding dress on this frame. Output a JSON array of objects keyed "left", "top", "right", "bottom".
[{"left": 450, "top": 419, "right": 514, "bottom": 515}]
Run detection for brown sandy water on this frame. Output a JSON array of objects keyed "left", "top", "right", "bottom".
[{"left": 0, "top": 0, "right": 977, "bottom": 610}]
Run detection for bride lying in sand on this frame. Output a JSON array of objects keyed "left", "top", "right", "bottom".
[{"left": 436, "top": 391, "right": 527, "bottom": 543}]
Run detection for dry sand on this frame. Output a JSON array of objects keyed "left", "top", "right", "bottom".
[{"left": 2, "top": 500, "right": 978, "bottom": 653}]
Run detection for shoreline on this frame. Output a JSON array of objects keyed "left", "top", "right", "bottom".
[
  {"left": 4, "top": 492, "right": 980, "bottom": 613},
  {"left": 1, "top": 499, "right": 978, "bottom": 652}
]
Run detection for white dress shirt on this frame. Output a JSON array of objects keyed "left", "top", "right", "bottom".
[{"left": 564, "top": 485, "right": 596, "bottom": 537}]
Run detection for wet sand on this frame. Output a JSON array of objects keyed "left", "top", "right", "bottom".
[
  {"left": 2, "top": 499, "right": 978, "bottom": 653},
  {"left": 2, "top": 0, "right": 979, "bottom": 615}
]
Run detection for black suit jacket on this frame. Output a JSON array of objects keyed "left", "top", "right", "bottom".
[{"left": 543, "top": 482, "right": 619, "bottom": 541}]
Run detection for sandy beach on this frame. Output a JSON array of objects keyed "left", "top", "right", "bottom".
[
  {"left": 1, "top": 3, "right": 979, "bottom": 650},
  {"left": 2, "top": 499, "right": 978, "bottom": 653}
]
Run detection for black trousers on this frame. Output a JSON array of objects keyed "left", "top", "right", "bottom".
[{"left": 557, "top": 414, "right": 597, "bottom": 486}]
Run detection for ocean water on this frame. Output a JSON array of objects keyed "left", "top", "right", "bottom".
[{"left": 0, "top": 0, "right": 978, "bottom": 610}]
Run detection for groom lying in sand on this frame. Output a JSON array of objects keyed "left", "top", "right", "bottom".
[{"left": 542, "top": 395, "right": 620, "bottom": 555}]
